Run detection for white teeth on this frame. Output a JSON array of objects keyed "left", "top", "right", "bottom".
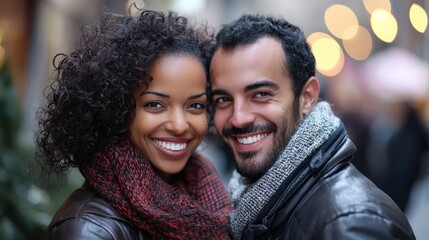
[
  {"left": 237, "top": 133, "right": 268, "bottom": 145},
  {"left": 154, "top": 140, "right": 187, "bottom": 151}
]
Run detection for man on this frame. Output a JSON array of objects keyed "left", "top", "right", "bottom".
[{"left": 210, "top": 14, "right": 415, "bottom": 239}]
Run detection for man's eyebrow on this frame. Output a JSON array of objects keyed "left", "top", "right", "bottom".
[
  {"left": 244, "top": 80, "right": 279, "bottom": 92},
  {"left": 211, "top": 89, "right": 229, "bottom": 96},
  {"left": 140, "top": 91, "right": 169, "bottom": 98},
  {"left": 211, "top": 80, "right": 279, "bottom": 96}
]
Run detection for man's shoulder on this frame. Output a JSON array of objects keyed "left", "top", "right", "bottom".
[
  {"left": 317, "top": 163, "right": 399, "bottom": 213},
  {"left": 291, "top": 164, "right": 415, "bottom": 239}
]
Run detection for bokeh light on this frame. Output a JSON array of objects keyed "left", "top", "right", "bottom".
[
  {"left": 370, "top": 9, "right": 398, "bottom": 43},
  {"left": 363, "top": 0, "right": 391, "bottom": 14},
  {"left": 409, "top": 3, "right": 428, "bottom": 33},
  {"left": 342, "top": 26, "right": 373, "bottom": 61},
  {"left": 0, "top": 26, "right": 4, "bottom": 69},
  {"left": 172, "top": 0, "right": 206, "bottom": 14},
  {"left": 126, "top": 0, "right": 145, "bottom": 15},
  {"left": 324, "top": 4, "right": 359, "bottom": 39},
  {"left": 307, "top": 31, "right": 332, "bottom": 45},
  {"left": 308, "top": 32, "right": 344, "bottom": 77},
  {"left": 0, "top": 27, "right": 3, "bottom": 45},
  {"left": 0, "top": 46, "right": 5, "bottom": 69}
]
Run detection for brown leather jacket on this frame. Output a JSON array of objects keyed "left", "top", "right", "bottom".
[{"left": 45, "top": 184, "right": 150, "bottom": 239}]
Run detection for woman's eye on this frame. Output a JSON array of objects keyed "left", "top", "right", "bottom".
[
  {"left": 189, "top": 102, "right": 206, "bottom": 110},
  {"left": 144, "top": 102, "right": 163, "bottom": 109}
]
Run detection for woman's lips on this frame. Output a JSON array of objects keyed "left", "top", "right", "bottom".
[
  {"left": 153, "top": 139, "right": 188, "bottom": 151},
  {"left": 152, "top": 138, "right": 191, "bottom": 158}
]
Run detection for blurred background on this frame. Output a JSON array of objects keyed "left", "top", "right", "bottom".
[{"left": 0, "top": 0, "right": 428, "bottom": 239}]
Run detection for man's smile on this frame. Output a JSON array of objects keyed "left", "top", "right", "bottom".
[{"left": 236, "top": 133, "right": 269, "bottom": 145}]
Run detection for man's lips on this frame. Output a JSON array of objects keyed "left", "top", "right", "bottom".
[
  {"left": 235, "top": 133, "right": 269, "bottom": 145},
  {"left": 228, "top": 132, "right": 271, "bottom": 152}
]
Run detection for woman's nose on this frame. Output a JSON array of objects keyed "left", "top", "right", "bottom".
[{"left": 165, "top": 109, "right": 189, "bottom": 135}]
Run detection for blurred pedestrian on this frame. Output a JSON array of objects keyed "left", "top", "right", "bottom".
[{"left": 385, "top": 102, "right": 429, "bottom": 210}]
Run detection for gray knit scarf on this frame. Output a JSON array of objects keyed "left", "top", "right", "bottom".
[{"left": 228, "top": 101, "right": 340, "bottom": 239}]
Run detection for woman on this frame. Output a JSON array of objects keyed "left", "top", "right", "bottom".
[{"left": 36, "top": 10, "right": 232, "bottom": 239}]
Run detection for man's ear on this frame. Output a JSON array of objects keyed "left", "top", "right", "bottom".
[{"left": 299, "top": 77, "right": 319, "bottom": 116}]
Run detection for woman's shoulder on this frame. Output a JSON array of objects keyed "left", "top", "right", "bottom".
[{"left": 46, "top": 186, "right": 148, "bottom": 240}]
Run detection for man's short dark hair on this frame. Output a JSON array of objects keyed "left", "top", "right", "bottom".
[{"left": 213, "top": 14, "right": 316, "bottom": 97}]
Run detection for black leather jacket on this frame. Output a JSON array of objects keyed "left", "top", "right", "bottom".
[
  {"left": 243, "top": 125, "right": 416, "bottom": 239},
  {"left": 45, "top": 185, "right": 150, "bottom": 240}
]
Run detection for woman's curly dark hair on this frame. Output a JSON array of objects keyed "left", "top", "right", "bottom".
[{"left": 36, "top": 10, "right": 215, "bottom": 176}]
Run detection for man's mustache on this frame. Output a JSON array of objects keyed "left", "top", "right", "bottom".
[{"left": 222, "top": 124, "right": 277, "bottom": 138}]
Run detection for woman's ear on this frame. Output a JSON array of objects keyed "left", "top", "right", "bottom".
[{"left": 299, "top": 77, "right": 319, "bottom": 116}]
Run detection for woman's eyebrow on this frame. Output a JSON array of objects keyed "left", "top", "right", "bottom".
[
  {"left": 141, "top": 91, "right": 206, "bottom": 100},
  {"left": 189, "top": 92, "right": 207, "bottom": 100},
  {"left": 140, "top": 91, "right": 169, "bottom": 98}
]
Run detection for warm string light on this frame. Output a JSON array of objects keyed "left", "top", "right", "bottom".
[
  {"left": 324, "top": 5, "right": 359, "bottom": 40},
  {"left": 370, "top": 9, "right": 398, "bottom": 43},
  {"left": 363, "top": 0, "right": 391, "bottom": 14},
  {"left": 308, "top": 0, "right": 427, "bottom": 77},
  {"left": 308, "top": 32, "right": 344, "bottom": 77},
  {"left": 343, "top": 26, "right": 372, "bottom": 61},
  {"left": 309, "top": 3, "right": 372, "bottom": 76},
  {"left": 410, "top": 3, "right": 428, "bottom": 33}
]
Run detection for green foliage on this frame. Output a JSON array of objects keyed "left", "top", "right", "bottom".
[{"left": 0, "top": 61, "right": 82, "bottom": 240}]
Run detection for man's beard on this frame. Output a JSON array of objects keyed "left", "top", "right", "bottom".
[{"left": 221, "top": 99, "right": 301, "bottom": 181}]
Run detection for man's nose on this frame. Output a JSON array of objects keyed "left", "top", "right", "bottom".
[{"left": 230, "top": 101, "right": 255, "bottom": 128}]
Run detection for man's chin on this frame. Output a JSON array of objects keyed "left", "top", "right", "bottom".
[
  {"left": 234, "top": 153, "right": 266, "bottom": 181},
  {"left": 236, "top": 166, "right": 264, "bottom": 182}
]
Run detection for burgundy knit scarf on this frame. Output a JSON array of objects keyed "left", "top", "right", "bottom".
[{"left": 80, "top": 139, "right": 232, "bottom": 239}]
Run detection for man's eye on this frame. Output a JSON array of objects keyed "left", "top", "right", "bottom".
[
  {"left": 215, "top": 96, "right": 230, "bottom": 104},
  {"left": 254, "top": 92, "right": 270, "bottom": 98}
]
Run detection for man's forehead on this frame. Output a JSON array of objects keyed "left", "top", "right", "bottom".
[
  {"left": 216, "top": 37, "right": 282, "bottom": 56},
  {"left": 211, "top": 38, "right": 286, "bottom": 80}
]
